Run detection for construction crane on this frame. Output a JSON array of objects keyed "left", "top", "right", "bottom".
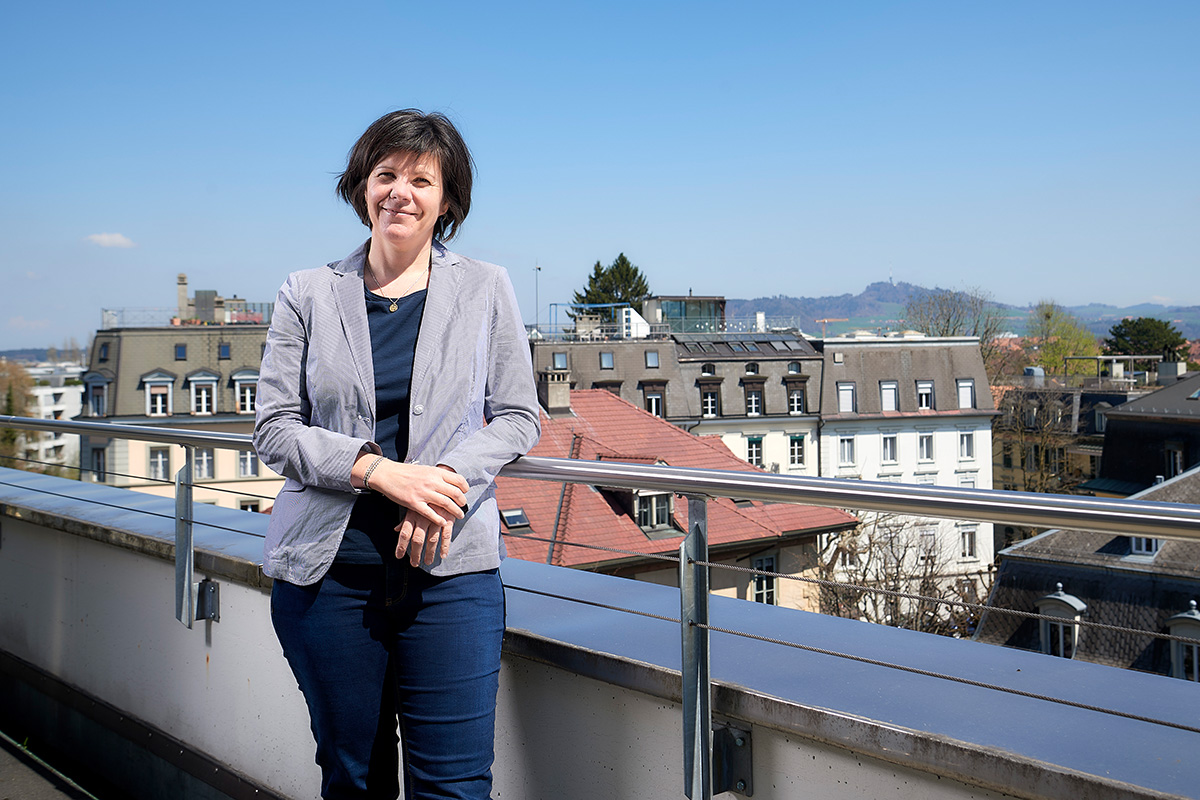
[{"left": 815, "top": 318, "right": 849, "bottom": 338}]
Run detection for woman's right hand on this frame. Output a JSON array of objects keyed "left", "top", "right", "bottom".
[{"left": 353, "top": 455, "right": 470, "bottom": 525}]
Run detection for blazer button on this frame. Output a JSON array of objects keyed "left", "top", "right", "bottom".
[{"left": 413, "top": 404, "right": 424, "bottom": 415}]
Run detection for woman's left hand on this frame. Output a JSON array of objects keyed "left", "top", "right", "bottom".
[{"left": 395, "top": 469, "right": 460, "bottom": 566}]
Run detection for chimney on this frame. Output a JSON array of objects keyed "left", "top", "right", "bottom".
[
  {"left": 537, "top": 369, "right": 572, "bottom": 417},
  {"left": 177, "top": 273, "right": 189, "bottom": 319}
]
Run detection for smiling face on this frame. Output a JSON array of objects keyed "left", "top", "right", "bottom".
[{"left": 365, "top": 151, "right": 449, "bottom": 253}]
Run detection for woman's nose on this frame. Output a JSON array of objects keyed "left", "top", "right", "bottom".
[{"left": 389, "top": 181, "right": 412, "bottom": 201}]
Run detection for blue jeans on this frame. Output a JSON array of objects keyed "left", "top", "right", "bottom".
[{"left": 271, "top": 562, "right": 505, "bottom": 800}]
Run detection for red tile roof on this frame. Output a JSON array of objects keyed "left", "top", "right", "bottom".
[{"left": 497, "top": 390, "right": 857, "bottom": 569}]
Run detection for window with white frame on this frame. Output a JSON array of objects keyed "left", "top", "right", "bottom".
[
  {"left": 193, "top": 383, "right": 215, "bottom": 414},
  {"left": 1168, "top": 602, "right": 1200, "bottom": 682},
  {"left": 599, "top": 352, "right": 614, "bottom": 370},
  {"left": 916, "top": 380, "right": 934, "bottom": 410},
  {"left": 239, "top": 451, "right": 260, "bottom": 477},
  {"left": 637, "top": 493, "right": 671, "bottom": 530},
  {"left": 232, "top": 369, "right": 259, "bottom": 414},
  {"left": 149, "top": 447, "right": 171, "bottom": 482},
  {"left": 788, "top": 387, "right": 805, "bottom": 414},
  {"left": 141, "top": 371, "right": 176, "bottom": 416},
  {"left": 752, "top": 554, "right": 777, "bottom": 605},
  {"left": 918, "top": 432, "right": 934, "bottom": 461},
  {"left": 958, "top": 473, "right": 977, "bottom": 489},
  {"left": 195, "top": 448, "right": 215, "bottom": 480},
  {"left": 87, "top": 381, "right": 109, "bottom": 416},
  {"left": 881, "top": 434, "right": 898, "bottom": 463},
  {"left": 746, "top": 437, "right": 763, "bottom": 467},
  {"left": 1130, "top": 537, "right": 1160, "bottom": 556},
  {"left": 1036, "top": 585, "right": 1085, "bottom": 659},
  {"left": 645, "top": 391, "right": 664, "bottom": 417},
  {"left": 746, "top": 389, "right": 762, "bottom": 416},
  {"left": 960, "top": 526, "right": 977, "bottom": 559},
  {"left": 701, "top": 390, "right": 719, "bottom": 418},
  {"left": 789, "top": 435, "right": 805, "bottom": 467},
  {"left": 880, "top": 381, "right": 899, "bottom": 412},
  {"left": 959, "top": 431, "right": 975, "bottom": 460},
  {"left": 837, "top": 382, "right": 856, "bottom": 413},
  {"left": 957, "top": 379, "right": 976, "bottom": 409},
  {"left": 838, "top": 435, "right": 855, "bottom": 466}
]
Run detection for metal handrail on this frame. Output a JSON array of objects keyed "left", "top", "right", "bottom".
[
  {"left": 7, "top": 415, "right": 1200, "bottom": 540},
  {"left": 6, "top": 413, "right": 1200, "bottom": 800}
]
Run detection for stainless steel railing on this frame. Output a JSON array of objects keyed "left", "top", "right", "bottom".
[{"left": 5, "top": 414, "right": 1200, "bottom": 800}]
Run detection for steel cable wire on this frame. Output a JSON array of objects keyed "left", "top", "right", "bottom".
[
  {"left": 0, "top": 455, "right": 281, "bottom": 502},
  {"left": 0, "top": 479, "right": 267, "bottom": 539}
]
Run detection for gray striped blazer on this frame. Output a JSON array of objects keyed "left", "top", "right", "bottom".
[{"left": 254, "top": 239, "right": 541, "bottom": 584}]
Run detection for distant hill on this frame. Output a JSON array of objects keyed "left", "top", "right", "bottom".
[
  {"left": 726, "top": 285, "right": 1200, "bottom": 340},
  {"left": 0, "top": 348, "right": 49, "bottom": 363}
]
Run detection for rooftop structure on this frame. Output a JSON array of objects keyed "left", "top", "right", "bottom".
[
  {"left": 498, "top": 388, "right": 857, "bottom": 609},
  {"left": 977, "top": 467, "right": 1200, "bottom": 678}
]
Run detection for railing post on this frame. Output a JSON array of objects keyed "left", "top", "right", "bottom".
[
  {"left": 680, "top": 494, "right": 711, "bottom": 800},
  {"left": 175, "top": 445, "right": 195, "bottom": 628}
]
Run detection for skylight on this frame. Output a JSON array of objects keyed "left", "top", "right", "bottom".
[{"left": 501, "top": 509, "right": 530, "bottom": 528}]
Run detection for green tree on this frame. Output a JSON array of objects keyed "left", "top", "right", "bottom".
[
  {"left": 1103, "top": 317, "right": 1188, "bottom": 365},
  {"left": 1024, "top": 300, "right": 1099, "bottom": 375},
  {"left": 571, "top": 253, "right": 651, "bottom": 321}
]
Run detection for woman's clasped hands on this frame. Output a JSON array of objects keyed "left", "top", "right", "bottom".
[{"left": 355, "top": 455, "right": 470, "bottom": 566}]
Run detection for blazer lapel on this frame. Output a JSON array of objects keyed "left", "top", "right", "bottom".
[
  {"left": 331, "top": 241, "right": 376, "bottom": 414},
  {"left": 411, "top": 240, "right": 464, "bottom": 392}
]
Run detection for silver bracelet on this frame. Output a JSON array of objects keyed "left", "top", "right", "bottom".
[{"left": 362, "top": 456, "right": 386, "bottom": 491}]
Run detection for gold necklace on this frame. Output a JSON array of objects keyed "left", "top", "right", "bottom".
[{"left": 367, "top": 262, "right": 428, "bottom": 313}]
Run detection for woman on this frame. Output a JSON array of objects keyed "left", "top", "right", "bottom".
[{"left": 254, "top": 109, "right": 540, "bottom": 800}]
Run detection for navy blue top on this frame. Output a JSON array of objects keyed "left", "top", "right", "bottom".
[{"left": 335, "top": 286, "right": 427, "bottom": 564}]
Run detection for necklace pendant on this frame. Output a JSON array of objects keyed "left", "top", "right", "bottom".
[{"left": 388, "top": 302, "right": 398, "bottom": 313}]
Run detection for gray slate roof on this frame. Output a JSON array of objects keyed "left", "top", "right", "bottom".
[{"left": 975, "top": 468, "right": 1200, "bottom": 673}]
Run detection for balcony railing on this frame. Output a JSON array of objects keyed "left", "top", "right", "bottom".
[{"left": 2, "top": 414, "right": 1200, "bottom": 800}]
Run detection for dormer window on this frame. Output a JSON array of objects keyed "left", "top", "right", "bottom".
[
  {"left": 1036, "top": 583, "right": 1086, "bottom": 659},
  {"left": 1130, "top": 537, "right": 1160, "bottom": 556},
  {"left": 1167, "top": 601, "right": 1200, "bottom": 681},
  {"left": 636, "top": 493, "right": 672, "bottom": 530},
  {"left": 231, "top": 369, "right": 259, "bottom": 414},
  {"left": 140, "top": 370, "right": 177, "bottom": 417},
  {"left": 187, "top": 369, "right": 220, "bottom": 415},
  {"left": 916, "top": 380, "right": 934, "bottom": 410}
]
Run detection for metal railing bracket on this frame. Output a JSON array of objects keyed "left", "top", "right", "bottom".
[{"left": 713, "top": 724, "right": 753, "bottom": 796}]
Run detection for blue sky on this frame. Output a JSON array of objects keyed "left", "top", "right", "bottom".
[{"left": 2, "top": 1, "right": 1197, "bottom": 350}]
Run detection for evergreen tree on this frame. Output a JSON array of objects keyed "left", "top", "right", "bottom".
[
  {"left": 571, "top": 253, "right": 651, "bottom": 321},
  {"left": 1103, "top": 317, "right": 1188, "bottom": 362}
]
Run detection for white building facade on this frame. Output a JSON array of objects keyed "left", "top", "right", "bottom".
[{"left": 816, "top": 334, "right": 997, "bottom": 613}]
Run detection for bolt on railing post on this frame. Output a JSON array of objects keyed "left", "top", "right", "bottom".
[
  {"left": 680, "top": 494, "right": 712, "bottom": 800},
  {"left": 175, "top": 445, "right": 195, "bottom": 628}
]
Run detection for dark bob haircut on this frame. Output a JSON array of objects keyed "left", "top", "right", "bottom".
[{"left": 336, "top": 109, "right": 474, "bottom": 241}]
